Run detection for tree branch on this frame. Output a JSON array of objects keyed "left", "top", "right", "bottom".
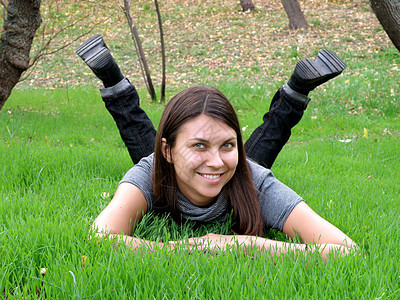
[{"left": 21, "top": 14, "right": 109, "bottom": 81}]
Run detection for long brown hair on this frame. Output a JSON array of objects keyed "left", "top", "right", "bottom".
[{"left": 153, "top": 86, "right": 263, "bottom": 236}]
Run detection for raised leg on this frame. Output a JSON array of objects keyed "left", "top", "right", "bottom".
[
  {"left": 245, "top": 88, "right": 304, "bottom": 169},
  {"left": 77, "top": 34, "right": 156, "bottom": 164},
  {"left": 245, "top": 50, "right": 346, "bottom": 169},
  {"left": 100, "top": 79, "right": 156, "bottom": 164}
]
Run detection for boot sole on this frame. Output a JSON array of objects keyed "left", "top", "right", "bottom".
[
  {"left": 76, "top": 34, "right": 105, "bottom": 61},
  {"left": 85, "top": 47, "right": 113, "bottom": 69},
  {"left": 295, "top": 49, "right": 346, "bottom": 82}
]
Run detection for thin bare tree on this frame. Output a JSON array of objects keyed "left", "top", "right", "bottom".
[
  {"left": 121, "top": 0, "right": 157, "bottom": 102},
  {"left": 155, "top": 0, "right": 166, "bottom": 102}
]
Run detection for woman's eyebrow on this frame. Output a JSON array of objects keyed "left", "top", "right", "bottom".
[
  {"left": 189, "top": 137, "right": 237, "bottom": 143},
  {"left": 189, "top": 137, "right": 208, "bottom": 142}
]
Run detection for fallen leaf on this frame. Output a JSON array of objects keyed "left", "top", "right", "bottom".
[{"left": 82, "top": 255, "right": 87, "bottom": 268}]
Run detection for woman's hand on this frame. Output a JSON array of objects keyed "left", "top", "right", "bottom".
[
  {"left": 187, "top": 233, "right": 238, "bottom": 251},
  {"left": 175, "top": 233, "right": 271, "bottom": 253},
  {"left": 167, "top": 233, "right": 238, "bottom": 252}
]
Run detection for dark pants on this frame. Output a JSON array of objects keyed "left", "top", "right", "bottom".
[
  {"left": 100, "top": 78, "right": 305, "bottom": 168},
  {"left": 244, "top": 88, "right": 305, "bottom": 168}
]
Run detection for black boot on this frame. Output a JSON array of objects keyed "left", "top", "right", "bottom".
[
  {"left": 76, "top": 34, "right": 124, "bottom": 87},
  {"left": 287, "top": 49, "right": 346, "bottom": 96}
]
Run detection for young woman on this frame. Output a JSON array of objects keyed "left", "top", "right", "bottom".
[{"left": 77, "top": 35, "right": 357, "bottom": 258}]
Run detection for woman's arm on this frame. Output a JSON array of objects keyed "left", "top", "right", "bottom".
[
  {"left": 92, "top": 182, "right": 165, "bottom": 250},
  {"left": 181, "top": 232, "right": 352, "bottom": 260},
  {"left": 282, "top": 201, "right": 357, "bottom": 249},
  {"left": 93, "top": 188, "right": 356, "bottom": 257},
  {"left": 177, "top": 201, "right": 358, "bottom": 259}
]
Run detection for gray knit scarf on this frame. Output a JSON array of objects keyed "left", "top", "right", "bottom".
[{"left": 177, "top": 190, "right": 228, "bottom": 223}]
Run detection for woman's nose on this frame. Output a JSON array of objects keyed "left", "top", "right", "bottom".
[{"left": 205, "top": 149, "right": 224, "bottom": 168}]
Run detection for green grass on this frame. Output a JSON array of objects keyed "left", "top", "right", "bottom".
[{"left": 1, "top": 47, "right": 400, "bottom": 298}]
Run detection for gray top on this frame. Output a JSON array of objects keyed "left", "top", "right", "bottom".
[{"left": 120, "top": 153, "right": 303, "bottom": 231}]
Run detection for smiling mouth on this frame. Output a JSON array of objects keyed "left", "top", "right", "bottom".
[{"left": 199, "top": 173, "right": 222, "bottom": 180}]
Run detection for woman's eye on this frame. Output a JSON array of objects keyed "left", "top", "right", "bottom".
[
  {"left": 222, "top": 143, "right": 234, "bottom": 149},
  {"left": 194, "top": 143, "right": 205, "bottom": 149}
]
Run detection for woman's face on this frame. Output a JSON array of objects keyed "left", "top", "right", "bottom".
[{"left": 165, "top": 114, "right": 238, "bottom": 207}]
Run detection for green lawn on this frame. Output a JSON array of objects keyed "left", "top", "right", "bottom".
[{"left": 1, "top": 45, "right": 400, "bottom": 298}]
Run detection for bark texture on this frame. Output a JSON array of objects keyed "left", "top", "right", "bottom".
[
  {"left": 370, "top": 0, "right": 400, "bottom": 52},
  {"left": 240, "top": 0, "right": 254, "bottom": 12},
  {"left": 281, "top": 0, "right": 307, "bottom": 30},
  {"left": 0, "top": 0, "right": 42, "bottom": 110}
]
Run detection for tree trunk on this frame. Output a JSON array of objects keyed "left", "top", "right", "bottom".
[
  {"left": 122, "top": 0, "right": 157, "bottom": 102},
  {"left": 240, "top": 0, "right": 254, "bottom": 12},
  {"left": 281, "top": 0, "right": 307, "bottom": 30},
  {"left": 0, "top": 0, "right": 42, "bottom": 110},
  {"left": 155, "top": 0, "right": 166, "bottom": 102},
  {"left": 370, "top": 0, "right": 400, "bottom": 52}
]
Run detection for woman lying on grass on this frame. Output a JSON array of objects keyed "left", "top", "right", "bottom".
[{"left": 77, "top": 34, "right": 358, "bottom": 259}]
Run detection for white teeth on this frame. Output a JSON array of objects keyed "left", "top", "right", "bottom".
[{"left": 202, "top": 174, "right": 220, "bottom": 179}]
